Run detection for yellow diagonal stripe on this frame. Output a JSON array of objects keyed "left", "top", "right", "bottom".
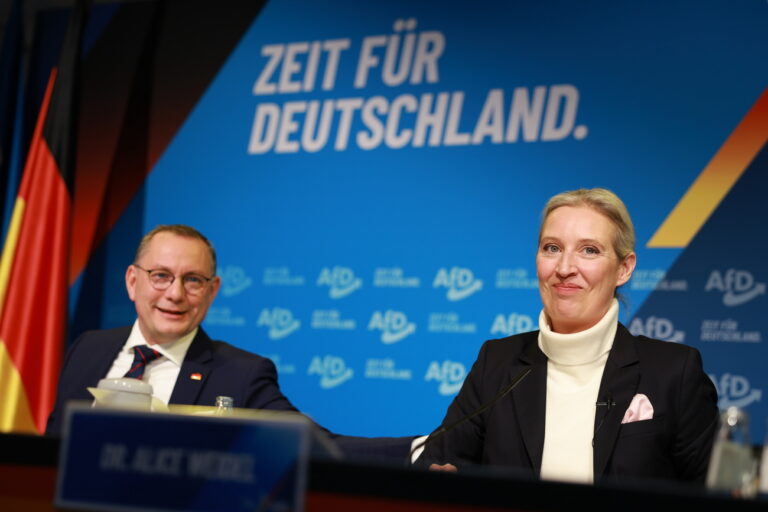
[
  {"left": 0, "top": 198, "right": 25, "bottom": 316},
  {"left": 0, "top": 341, "right": 37, "bottom": 433},
  {"left": 648, "top": 89, "right": 768, "bottom": 248}
]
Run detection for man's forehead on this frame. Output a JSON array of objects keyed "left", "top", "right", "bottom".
[{"left": 140, "top": 233, "right": 213, "bottom": 267}]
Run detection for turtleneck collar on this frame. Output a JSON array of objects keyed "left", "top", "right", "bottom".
[{"left": 538, "top": 299, "right": 619, "bottom": 366}]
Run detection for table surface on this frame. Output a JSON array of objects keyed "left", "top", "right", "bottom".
[{"left": 2, "top": 432, "right": 767, "bottom": 511}]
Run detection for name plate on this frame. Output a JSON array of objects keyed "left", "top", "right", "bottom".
[{"left": 56, "top": 404, "right": 310, "bottom": 511}]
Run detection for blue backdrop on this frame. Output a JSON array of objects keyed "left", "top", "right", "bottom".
[{"left": 70, "top": 0, "right": 768, "bottom": 439}]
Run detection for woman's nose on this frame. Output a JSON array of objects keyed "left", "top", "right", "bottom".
[{"left": 555, "top": 251, "right": 576, "bottom": 276}]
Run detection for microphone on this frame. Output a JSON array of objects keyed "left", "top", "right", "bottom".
[
  {"left": 595, "top": 396, "right": 615, "bottom": 409},
  {"left": 592, "top": 393, "right": 614, "bottom": 446},
  {"left": 410, "top": 367, "right": 533, "bottom": 464}
]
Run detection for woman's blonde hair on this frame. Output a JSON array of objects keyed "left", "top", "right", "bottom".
[{"left": 539, "top": 188, "right": 635, "bottom": 261}]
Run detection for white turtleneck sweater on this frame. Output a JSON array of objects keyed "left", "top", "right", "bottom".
[{"left": 537, "top": 299, "right": 619, "bottom": 484}]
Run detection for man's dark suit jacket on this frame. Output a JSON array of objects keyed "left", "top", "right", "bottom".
[
  {"left": 417, "top": 324, "right": 719, "bottom": 483},
  {"left": 46, "top": 326, "right": 412, "bottom": 461}
]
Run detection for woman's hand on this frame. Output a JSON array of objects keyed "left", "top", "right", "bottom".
[{"left": 429, "top": 463, "right": 458, "bottom": 472}]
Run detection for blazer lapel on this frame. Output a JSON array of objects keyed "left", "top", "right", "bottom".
[
  {"left": 85, "top": 327, "right": 132, "bottom": 393},
  {"left": 169, "top": 328, "right": 213, "bottom": 405},
  {"left": 592, "top": 323, "right": 640, "bottom": 478},
  {"left": 513, "top": 334, "right": 548, "bottom": 475}
]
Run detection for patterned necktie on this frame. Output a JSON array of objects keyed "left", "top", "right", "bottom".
[{"left": 124, "top": 345, "right": 163, "bottom": 380}]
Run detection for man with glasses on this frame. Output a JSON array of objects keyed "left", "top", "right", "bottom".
[
  {"left": 47, "top": 225, "right": 246, "bottom": 434},
  {"left": 46, "top": 225, "right": 413, "bottom": 460}
]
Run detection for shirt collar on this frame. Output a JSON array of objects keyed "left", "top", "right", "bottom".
[{"left": 125, "top": 319, "right": 197, "bottom": 367}]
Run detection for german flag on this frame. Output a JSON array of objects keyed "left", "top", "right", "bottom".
[{"left": 0, "top": 1, "right": 87, "bottom": 434}]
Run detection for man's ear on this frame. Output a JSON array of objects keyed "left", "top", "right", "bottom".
[
  {"left": 208, "top": 275, "right": 221, "bottom": 301},
  {"left": 125, "top": 265, "right": 137, "bottom": 301}
]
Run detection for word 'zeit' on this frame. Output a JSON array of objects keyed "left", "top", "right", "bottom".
[
  {"left": 254, "top": 39, "right": 350, "bottom": 95},
  {"left": 253, "top": 26, "right": 444, "bottom": 94},
  {"left": 248, "top": 85, "right": 585, "bottom": 154}
]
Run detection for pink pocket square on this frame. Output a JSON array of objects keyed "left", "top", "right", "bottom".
[{"left": 621, "top": 393, "right": 654, "bottom": 424}]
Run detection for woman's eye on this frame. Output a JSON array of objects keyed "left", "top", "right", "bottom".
[
  {"left": 583, "top": 246, "right": 599, "bottom": 255},
  {"left": 542, "top": 244, "right": 559, "bottom": 253}
]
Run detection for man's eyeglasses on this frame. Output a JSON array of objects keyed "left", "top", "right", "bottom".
[{"left": 133, "top": 264, "right": 214, "bottom": 294}]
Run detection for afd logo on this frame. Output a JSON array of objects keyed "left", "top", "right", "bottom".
[
  {"left": 218, "top": 265, "right": 253, "bottom": 297},
  {"left": 705, "top": 269, "right": 766, "bottom": 307},
  {"left": 628, "top": 317, "right": 685, "bottom": 343},
  {"left": 490, "top": 313, "right": 534, "bottom": 336},
  {"left": 317, "top": 266, "right": 362, "bottom": 299},
  {"left": 256, "top": 307, "right": 300, "bottom": 340},
  {"left": 710, "top": 373, "right": 762, "bottom": 409},
  {"left": 368, "top": 310, "right": 416, "bottom": 344},
  {"left": 433, "top": 267, "right": 483, "bottom": 301},
  {"left": 425, "top": 360, "right": 467, "bottom": 396},
  {"left": 308, "top": 355, "right": 354, "bottom": 389}
]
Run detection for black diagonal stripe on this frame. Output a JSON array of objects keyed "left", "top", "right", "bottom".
[{"left": 41, "top": 0, "right": 90, "bottom": 195}]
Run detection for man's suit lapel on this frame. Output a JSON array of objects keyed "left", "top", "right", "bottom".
[
  {"left": 592, "top": 323, "right": 640, "bottom": 478},
  {"left": 88, "top": 327, "right": 133, "bottom": 390},
  {"left": 512, "top": 334, "right": 548, "bottom": 475},
  {"left": 169, "top": 328, "right": 213, "bottom": 405}
]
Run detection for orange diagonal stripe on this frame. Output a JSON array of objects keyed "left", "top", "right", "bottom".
[{"left": 648, "top": 88, "right": 768, "bottom": 248}]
